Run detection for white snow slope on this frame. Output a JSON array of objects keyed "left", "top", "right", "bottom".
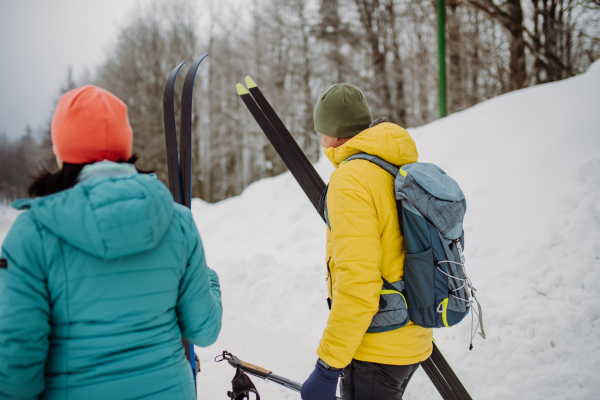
[{"left": 1, "top": 62, "right": 599, "bottom": 399}]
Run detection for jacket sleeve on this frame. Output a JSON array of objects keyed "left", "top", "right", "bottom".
[
  {"left": 0, "top": 214, "right": 50, "bottom": 400},
  {"left": 176, "top": 214, "right": 223, "bottom": 346},
  {"left": 317, "top": 167, "right": 383, "bottom": 368}
]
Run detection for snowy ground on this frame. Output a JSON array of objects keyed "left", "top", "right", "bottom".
[
  {"left": 0, "top": 204, "right": 21, "bottom": 245},
  {"left": 1, "top": 61, "right": 599, "bottom": 399}
]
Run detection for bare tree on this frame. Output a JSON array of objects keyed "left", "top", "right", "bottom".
[
  {"left": 27, "top": 0, "right": 594, "bottom": 204},
  {"left": 354, "top": 0, "right": 394, "bottom": 117},
  {"left": 97, "top": 0, "right": 198, "bottom": 191},
  {"left": 0, "top": 127, "right": 37, "bottom": 201},
  {"left": 7, "top": 0, "right": 598, "bottom": 203}
]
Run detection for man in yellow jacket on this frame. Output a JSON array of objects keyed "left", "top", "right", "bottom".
[{"left": 301, "top": 84, "right": 433, "bottom": 400}]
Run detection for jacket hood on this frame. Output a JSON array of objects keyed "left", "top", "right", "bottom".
[
  {"left": 12, "top": 164, "right": 174, "bottom": 260},
  {"left": 324, "top": 122, "right": 418, "bottom": 168}
]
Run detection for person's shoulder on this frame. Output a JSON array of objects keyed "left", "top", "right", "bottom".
[
  {"left": 172, "top": 202, "right": 193, "bottom": 217},
  {"left": 170, "top": 203, "right": 191, "bottom": 226},
  {"left": 5, "top": 211, "right": 44, "bottom": 242},
  {"left": 1, "top": 211, "right": 49, "bottom": 271},
  {"left": 330, "top": 157, "right": 388, "bottom": 191},
  {"left": 170, "top": 203, "right": 200, "bottom": 237}
]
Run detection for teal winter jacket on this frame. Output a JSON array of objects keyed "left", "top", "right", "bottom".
[{"left": 0, "top": 162, "right": 222, "bottom": 399}]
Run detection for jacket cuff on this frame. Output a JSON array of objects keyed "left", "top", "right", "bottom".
[{"left": 317, "top": 346, "right": 348, "bottom": 369}]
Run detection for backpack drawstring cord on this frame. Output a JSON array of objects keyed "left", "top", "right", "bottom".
[{"left": 437, "top": 241, "right": 486, "bottom": 348}]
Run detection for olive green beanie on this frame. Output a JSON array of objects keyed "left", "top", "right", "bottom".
[{"left": 314, "top": 83, "right": 372, "bottom": 138}]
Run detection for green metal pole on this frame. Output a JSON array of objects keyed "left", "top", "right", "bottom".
[{"left": 437, "top": 0, "right": 447, "bottom": 118}]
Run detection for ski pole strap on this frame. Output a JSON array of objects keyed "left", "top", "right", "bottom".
[{"left": 228, "top": 367, "right": 260, "bottom": 400}]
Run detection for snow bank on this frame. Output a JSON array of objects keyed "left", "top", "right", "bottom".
[
  {"left": 194, "top": 62, "right": 600, "bottom": 399},
  {"left": 0, "top": 62, "right": 598, "bottom": 399}
]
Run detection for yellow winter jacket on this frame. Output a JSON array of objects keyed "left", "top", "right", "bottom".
[{"left": 317, "top": 122, "right": 433, "bottom": 368}]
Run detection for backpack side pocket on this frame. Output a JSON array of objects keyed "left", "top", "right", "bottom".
[
  {"left": 404, "top": 248, "right": 438, "bottom": 327},
  {"left": 367, "top": 281, "right": 409, "bottom": 333}
]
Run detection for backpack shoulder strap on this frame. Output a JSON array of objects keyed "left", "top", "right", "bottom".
[
  {"left": 324, "top": 153, "right": 400, "bottom": 231},
  {"left": 344, "top": 153, "right": 399, "bottom": 177},
  {"left": 318, "top": 184, "right": 331, "bottom": 231}
]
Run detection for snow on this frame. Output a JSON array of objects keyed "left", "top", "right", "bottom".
[
  {"left": 1, "top": 61, "right": 599, "bottom": 399},
  {"left": 0, "top": 204, "right": 21, "bottom": 246}
]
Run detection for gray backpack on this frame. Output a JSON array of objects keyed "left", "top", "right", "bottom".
[{"left": 324, "top": 153, "right": 485, "bottom": 346}]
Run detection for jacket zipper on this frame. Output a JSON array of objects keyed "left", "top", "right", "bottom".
[{"left": 326, "top": 257, "right": 333, "bottom": 310}]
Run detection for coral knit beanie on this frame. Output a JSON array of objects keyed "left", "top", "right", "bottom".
[{"left": 51, "top": 85, "right": 133, "bottom": 164}]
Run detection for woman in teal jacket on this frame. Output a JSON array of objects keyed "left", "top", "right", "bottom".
[{"left": 0, "top": 85, "right": 222, "bottom": 399}]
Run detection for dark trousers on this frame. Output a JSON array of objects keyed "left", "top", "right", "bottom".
[{"left": 339, "top": 359, "right": 420, "bottom": 400}]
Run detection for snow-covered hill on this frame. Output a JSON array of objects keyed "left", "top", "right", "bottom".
[{"left": 1, "top": 61, "right": 599, "bottom": 399}]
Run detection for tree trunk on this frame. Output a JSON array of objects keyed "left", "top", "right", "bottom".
[
  {"left": 355, "top": 0, "right": 392, "bottom": 115},
  {"left": 470, "top": 9, "right": 480, "bottom": 105},
  {"left": 385, "top": 0, "right": 407, "bottom": 127},
  {"left": 296, "top": 0, "right": 319, "bottom": 161},
  {"left": 318, "top": 0, "right": 345, "bottom": 82},
  {"left": 447, "top": 1, "right": 463, "bottom": 112},
  {"left": 506, "top": 0, "right": 526, "bottom": 90}
]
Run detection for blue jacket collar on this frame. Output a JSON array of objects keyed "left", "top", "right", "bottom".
[{"left": 78, "top": 160, "right": 138, "bottom": 182}]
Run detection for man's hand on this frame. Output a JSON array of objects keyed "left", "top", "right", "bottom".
[{"left": 301, "top": 361, "right": 341, "bottom": 400}]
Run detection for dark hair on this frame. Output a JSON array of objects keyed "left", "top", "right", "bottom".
[{"left": 28, "top": 154, "right": 152, "bottom": 198}]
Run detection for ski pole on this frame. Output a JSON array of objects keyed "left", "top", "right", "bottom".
[
  {"left": 216, "top": 351, "right": 302, "bottom": 392},
  {"left": 215, "top": 351, "right": 341, "bottom": 398}
]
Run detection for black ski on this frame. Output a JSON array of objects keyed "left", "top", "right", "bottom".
[
  {"left": 163, "top": 62, "right": 186, "bottom": 204},
  {"left": 180, "top": 53, "right": 209, "bottom": 208},
  {"left": 163, "top": 55, "right": 210, "bottom": 397},
  {"left": 236, "top": 77, "right": 472, "bottom": 400},
  {"left": 430, "top": 343, "right": 472, "bottom": 400},
  {"left": 244, "top": 77, "right": 325, "bottom": 211},
  {"left": 237, "top": 83, "right": 326, "bottom": 214},
  {"left": 421, "top": 356, "right": 459, "bottom": 400}
]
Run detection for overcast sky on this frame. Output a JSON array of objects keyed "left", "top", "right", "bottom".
[{"left": 0, "top": 0, "right": 140, "bottom": 140}]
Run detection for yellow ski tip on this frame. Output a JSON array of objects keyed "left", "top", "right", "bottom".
[
  {"left": 245, "top": 76, "right": 258, "bottom": 89},
  {"left": 237, "top": 83, "right": 249, "bottom": 95}
]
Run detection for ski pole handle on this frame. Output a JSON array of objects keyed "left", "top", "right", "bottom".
[{"left": 229, "top": 356, "right": 272, "bottom": 379}]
